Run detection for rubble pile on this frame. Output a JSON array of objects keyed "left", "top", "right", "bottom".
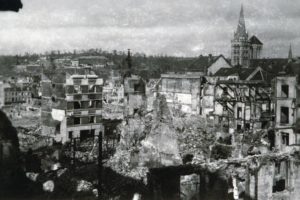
[
  {"left": 106, "top": 147, "right": 149, "bottom": 182},
  {"left": 175, "top": 115, "right": 223, "bottom": 161},
  {"left": 17, "top": 125, "right": 51, "bottom": 152},
  {"left": 107, "top": 94, "right": 182, "bottom": 180}
]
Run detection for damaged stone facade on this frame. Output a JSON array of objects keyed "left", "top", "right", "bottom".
[
  {"left": 159, "top": 72, "right": 203, "bottom": 114},
  {"left": 102, "top": 70, "right": 125, "bottom": 120},
  {"left": 272, "top": 76, "right": 299, "bottom": 151},
  {"left": 41, "top": 70, "right": 104, "bottom": 143},
  {"left": 124, "top": 74, "right": 146, "bottom": 116}
]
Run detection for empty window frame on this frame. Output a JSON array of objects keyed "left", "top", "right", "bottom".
[
  {"left": 281, "top": 85, "right": 289, "bottom": 98},
  {"left": 280, "top": 107, "right": 289, "bottom": 124},
  {"left": 237, "top": 107, "right": 242, "bottom": 119},
  {"left": 282, "top": 132, "right": 289, "bottom": 146},
  {"left": 74, "top": 117, "right": 80, "bottom": 125}
]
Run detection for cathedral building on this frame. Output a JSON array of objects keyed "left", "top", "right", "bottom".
[{"left": 231, "top": 5, "right": 263, "bottom": 67}]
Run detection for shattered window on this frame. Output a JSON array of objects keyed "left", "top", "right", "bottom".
[
  {"left": 281, "top": 85, "right": 289, "bottom": 98},
  {"left": 74, "top": 85, "right": 81, "bottom": 93},
  {"left": 89, "top": 116, "right": 95, "bottom": 123},
  {"left": 237, "top": 107, "right": 242, "bottom": 118},
  {"left": 74, "top": 117, "right": 80, "bottom": 125},
  {"left": 273, "top": 161, "right": 287, "bottom": 193},
  {"left": 280, "top": 107, "right": 289, "bottom": 124},
  {"left": 73, "top": 101, "right": 81, "bottom": 109},
  {"left": 81, "top": 101, "right": 89, "bottom": 109},
  {"left": 68, "top": 131, "right": 73, "bottom": 139},
  {"left": 282, "top": 132, "right": 289, "bottom": 145},
  {"left": 67, "top": 118, "right": 74, "bottom": 126},
  {"left": 81, "top": 85, "right": 88, "bottom": 93},
  {"left": 67, "top": 102, "right": 74, "bottom": 110}
]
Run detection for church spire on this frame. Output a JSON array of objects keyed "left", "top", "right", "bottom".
[
  {"left": 288, "top": 44, "right": 293, "bottom": 61},
  {"left": 235, "top": 4, "right": 247, "bottom": 38}
]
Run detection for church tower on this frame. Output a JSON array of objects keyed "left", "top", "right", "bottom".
[{"left": 231, "top": 5, "right": 250, "bottom": 67}]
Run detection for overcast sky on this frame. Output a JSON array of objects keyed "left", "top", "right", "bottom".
[{"left": 0, "top": 0, "right": 299, "bottom": 57}]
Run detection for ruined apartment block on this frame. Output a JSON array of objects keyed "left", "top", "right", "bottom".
[
  {"left": 41, "top": 69, "right": 104, "bottom": 143},
  {"left": 272, "top": 75, "right": 299, "bottom": 151}
]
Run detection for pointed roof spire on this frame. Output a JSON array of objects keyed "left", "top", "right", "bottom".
[
  {"left": 126, "top": 49, "right": 132, "bottom": 69},
  {"left": 288, "top": 44, "right": 293, "bottom": 61},
  {"left": 236, "top": 4, "right": 247, "bottom": 38}
]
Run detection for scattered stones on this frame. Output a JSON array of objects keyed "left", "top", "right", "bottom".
[
  {"left": 51, "top": 162, "right": 61, "bottom": 171},
  {"left": 76, "top": 180, "right": 93, "bottom": 192},
  {"left": 92, "top": 188, "right": 98, "bottom": 197},
  {"left": 57, "top": 168, "right": 67, "bottom": 177},
  {"left": 26, "top": 172, "right": 39, "bottom": 182},
  {"left": 132, "top": 193, "right": 142, "bottom": 200},
  {"left": 43, "top": 180, "right": 55, "bottom": 192}
]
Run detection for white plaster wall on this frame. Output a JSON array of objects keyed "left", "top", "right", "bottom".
[
  {"left": 208, "top": 57, "right": 231, "bottom": 75},
  {"left": 276, "top": 77, "right": 297, "bottom": 98},
  {"left": 275, "top": 128, "right": 295, "bottom": 150},
  {"left": 257, "top": 162, "right": 275, "bottom": 200},
  {"left": 276, "top": 100, "right": 294, "bottom": 128}
]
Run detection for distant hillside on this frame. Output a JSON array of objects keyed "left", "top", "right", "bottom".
[{"left": 0, "top": 50, "right": 200, "bottom": 79}]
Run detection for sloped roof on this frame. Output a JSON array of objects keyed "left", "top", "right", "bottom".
[
  {"left": 249, "top": 35, "right": 263, "bottom": 45},
  {"left": 189, "top": 54, "right": 231, "bottom": 72},
  {"left": 249, "top": 58, "right": 288, "bottom": 74},
  {"left": 188, "top": 56, "right": 211, "bottom": 71},
  {"left": 214, "top": 66, "right": 262, "bottom": 81}
]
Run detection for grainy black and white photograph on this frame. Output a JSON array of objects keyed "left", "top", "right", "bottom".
[{"left": 0, "top": 0, "right": 300, "bottom": 199}]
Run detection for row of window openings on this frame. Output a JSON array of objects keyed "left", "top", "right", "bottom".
[
  {"left": 5, "top": 97, "right": 27, "bottom": 102},
  {"left": 236, "top": 121, "right": 269, "bottom": 131},
  {"left": 67, "top": 101, "right": 102, "bottom": 110},
  {"left": 54, "top": 84, "right": 101, "bottom": 93},
  {"left": 5, "top": 92, "right": 29, "bottom": 96},
  {"left": 236, "top": 106, "right": 289, "bottom": 124},
  {"left": 236, "top": 105, "right": 270, "bottom": 117},
  {"left": 222, "top": 87, "right": 271, "bottom": 99},
  {"left": 68, "top": 116, "right": 100, "bottom": 125},
  {"left": 233, "top": 51, "right": 249, "bottom": 54}
]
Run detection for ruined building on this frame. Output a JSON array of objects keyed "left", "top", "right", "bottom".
[
  {"left": 272, "top": 75, "right": 299, "bottom": 151},
  {"left": 122, "top": 49, "right": 146, "bottom": 116},
  {"left": 123, "top": 74, "right": 146, "bottom": 116},
  {"left": 189, "top": 54, "right": 232, "bottom": 75},
  {"left": 159, "top": 72, "right": 203, "bottom": 114},
  {"left": 212, "top": 66, "right": 272, "bottom": 132},
  {"left": 231, "top": 5, "right": 263, "bottom": 67},
  {"left": 41, "top": 68, "right": 104, "bottom": 143}
]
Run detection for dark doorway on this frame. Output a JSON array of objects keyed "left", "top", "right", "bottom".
[
  {"left": 268, "top": 131, "right": 275, "bottom": 150},
  {"left": 80, "top": 129, "right": 95, "bottom": 142}
]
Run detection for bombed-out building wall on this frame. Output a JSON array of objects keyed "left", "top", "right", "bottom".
[
  {"left": 159, "top": 72, "right": 202, "bottom": 114},
  {"left": 212, "top": 80, "right": 272, "bottom": 135},
  {"left": 272, "top": 76, "right": 299, "bottom": 151},
  {"left": 124, "top": 74, "right": 146, "bottom": 116},
  {"left": 102, "top": 70, "right": 124, "bottom": 120},
  {"left": 41, "top": 70, "right": 67, "bottom": 142},
  {"left": 243, "top": 154, "right": 300, "bottom": 200}
]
